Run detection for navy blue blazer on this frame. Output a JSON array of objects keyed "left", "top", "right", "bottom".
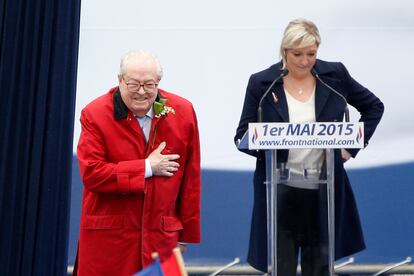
[{"left": 234, "top": 59, "right": 384, "bottom": 272}]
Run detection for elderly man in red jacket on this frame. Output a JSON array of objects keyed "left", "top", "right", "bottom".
[{"left": 75, "top": 50, "right": 201, "bottom": 276}]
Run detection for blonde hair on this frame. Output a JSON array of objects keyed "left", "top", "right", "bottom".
[{"left": 280, "top": 18, "right": 321, "bottom": 68}]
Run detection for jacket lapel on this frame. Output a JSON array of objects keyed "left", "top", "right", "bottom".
[
  {"left": 145, "top": 90, "right": 165, "bottom": 153},
  {"left": 313, "top": 61, "right": 342, "bottom": 121},
  {"left": 315, "top": 80, "right": 331, "bottom": 121},
  {"left": 146, "top": 116, "right": 161, "bottom": 153},
  {"left": 265, "top": 82, "right": 289, "bottom": 122},
  {"left": 261, "top": 63, "right": 289, "bottom": 122}
]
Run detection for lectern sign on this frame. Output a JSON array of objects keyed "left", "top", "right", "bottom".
[{"left": 248, "top": 122, "right": 364, "bottom": 150}]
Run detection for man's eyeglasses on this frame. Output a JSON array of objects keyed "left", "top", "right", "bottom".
[{"left": 124, "top": 80, "right": 158, "bottom": 93}]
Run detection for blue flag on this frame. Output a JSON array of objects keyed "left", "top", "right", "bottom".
[{"left": 134, "top": 259, "right": 164, "bottom": 276}]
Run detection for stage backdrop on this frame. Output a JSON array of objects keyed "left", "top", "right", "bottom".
[{"left": 69, "top": 0, "right": 414, "bottom": 266}]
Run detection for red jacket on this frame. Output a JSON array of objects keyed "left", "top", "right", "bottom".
[{"left": 76, "top": 87, "right": 201, "bottom": 276}]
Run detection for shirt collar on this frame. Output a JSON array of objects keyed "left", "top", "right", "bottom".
[{"left": 135, "top": 107, "right": 154, "bottom": 119}]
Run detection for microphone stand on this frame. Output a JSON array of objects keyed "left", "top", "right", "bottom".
[
  {"left": 312, "top": 69, "right": 350, "bottom": 122},
  {"left": 208, "top": 258, "right": 240, "bottom": 276},
  {"left": 257, "top": 69, "right": 288, "bottom": 122},
  {"left": 372, "top": 257, "right": 412, "bottom": 276}
]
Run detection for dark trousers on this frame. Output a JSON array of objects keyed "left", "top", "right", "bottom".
[{"left": 277, "top": 184, "right": 329, "bottom": 276}]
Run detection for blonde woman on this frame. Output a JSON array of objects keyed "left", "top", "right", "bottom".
[{"left": 235, "top": 18, "right": 384, "bottom": 275}]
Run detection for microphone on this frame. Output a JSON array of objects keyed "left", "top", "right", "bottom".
[
  {"left": 257, "top": 69, "right": 289, "bottom": 122},
  {"left": 311, "top": 68, "right": 350, "bottom": 122}
]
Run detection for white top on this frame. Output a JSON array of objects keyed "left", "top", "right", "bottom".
[{"left": 284, "top": 88, "right": 324, "bottom": 190}]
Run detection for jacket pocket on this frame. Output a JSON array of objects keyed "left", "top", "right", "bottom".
[
  {"left": 162, "top": 216, "right": 183, "bottom": 232},
  {"left": 83, "top": 215, "right": 124, "bottom": 230}
]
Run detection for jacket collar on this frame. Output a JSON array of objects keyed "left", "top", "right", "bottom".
[
  {"left": 113, "top": 88, "right": 162, "bottom": 120},
  {"left": 113, "top": 88, "right": 128, "bottom": 120},
  {"left": 263, "top": 59, "right": 339, "bottom": 121},
  {"left": 312, "top": 60, "right": 342, "bottom": 119},
  {"left": 312, "top": 59, "right": 337, "bottom": 76},
  {"left": 260, "top": 61, "right": 287, "bottom": 121},
  {"left": 261, "top": 61, "right": 285, "bottom": 84}
]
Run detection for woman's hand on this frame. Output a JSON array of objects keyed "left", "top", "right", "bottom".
[{"left": 341, "top": 149, "right": 352, "bottom": 162}]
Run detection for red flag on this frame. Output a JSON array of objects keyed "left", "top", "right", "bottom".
[{"left": 161, "top": 248, "right": 187, "bottom": 276}]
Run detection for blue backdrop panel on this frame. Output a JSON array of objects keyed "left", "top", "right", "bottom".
[
  {"left": 69, "top": 158, "right": 414, "bottom": 265},
  {"left": 348, "top": 162, "right": 414, "bottom": 262}
]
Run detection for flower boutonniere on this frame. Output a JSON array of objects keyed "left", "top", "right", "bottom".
[
  {"left": 153, "top": 95, "right": 175, "bottom": 118},
  {"left": 150, "top": 95, "right": 175, "bottom": 148}
]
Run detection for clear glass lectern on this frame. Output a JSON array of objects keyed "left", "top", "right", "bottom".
[
  {"left": 264, "top": 149, "right": 335, "bottom": 276},
  {"left": 237, "top": 120, "right": 365, "bottom": 276}
]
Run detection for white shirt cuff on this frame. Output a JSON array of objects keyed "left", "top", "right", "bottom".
[{"left": 144, "top": 159, "right": 153, "bottom": 178}]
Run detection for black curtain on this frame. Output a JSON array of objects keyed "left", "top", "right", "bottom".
[{"left": 0, "top": 0, "right": 81, "bottom": 275}]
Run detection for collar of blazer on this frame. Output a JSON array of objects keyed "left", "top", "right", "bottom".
[
  {"left": 113, "top": 88, "right": 165, "bottom": 121},
  {"left": 313, "top": 60, "right": 345, "bottom": 120},
  {"left": 262, "top": 59, "right": 344, "bottom": 122},
  {"left": 113, "top": 88, "right": 128, "bottom": 120}
]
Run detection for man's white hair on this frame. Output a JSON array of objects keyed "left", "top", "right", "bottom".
[{"left": 119, "top": 50, "right": 163, "bottom": 80}]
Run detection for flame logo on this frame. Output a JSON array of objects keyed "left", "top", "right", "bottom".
[
  {"left": 356, "top": 126, "right": 363, "bottom": 143},
  {"left": 252, "top": 127, "right": 259, "bottom": 144}
]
